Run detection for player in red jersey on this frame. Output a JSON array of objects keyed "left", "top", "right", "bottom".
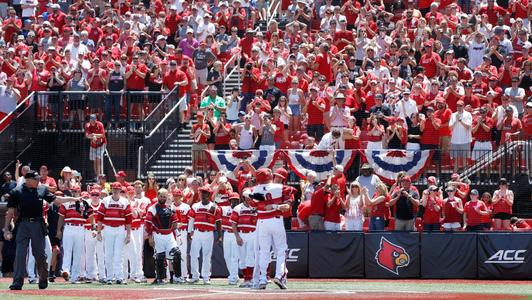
[
  {"left": 172, "top": 188, "right": 190, "bottom": 283},
  {"left": 231, "top": 190, "right": 258, "bottom": 288},
  {"left": 221, "top": 193, "right": 241, "bottom": 285},
  {"left": 84, "top": 188, "right": 106, "bottom": 283},
  {"left": 95, "top": 182, "right": 132, "bottom": 285},
  {"left": 56, "top": 193, "right": 93, "bottom": 283},
  {"left": 188, "top": 186, "right": 222, "bottom": 284},
  {"left": 145, "top": 189, "right": 182, "bottom": 285}
]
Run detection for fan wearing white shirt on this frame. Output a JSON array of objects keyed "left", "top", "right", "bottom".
[
  {"left": 394, "top": 90, "right": 417, "bottom": 126},
  {"left": 449, "top": 100, "right": 472, "bottom": 172}
]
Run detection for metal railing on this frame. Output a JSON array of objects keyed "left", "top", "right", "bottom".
[
  {"left": 141, "top": 93, "right": 186, "bottom": 176},
  {"left": 0, "top": 92, "right": 36, "bottom": 174}
]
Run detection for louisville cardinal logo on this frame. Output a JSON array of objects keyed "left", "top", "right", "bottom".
[{"left": 375, "top": 237, "right": 410, "bottom": 275}]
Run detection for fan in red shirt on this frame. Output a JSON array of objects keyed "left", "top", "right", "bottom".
[
  {"left": 498, "top": 106, "right": 522, "bottom": 144},
  {"left": 85, "top": 115, "right": 107, "bottom": 178},
  {"left": 323, "top": 183, "right": 343, "bottom": 231},
  {"left": 190, "top": 112, "right": 211, "bottom": 174},
  {"left": 472, "top": 107, "right": 494, "bottom": 162},
  {"left": 523, "top": 102, "right": 532, "bottom": 138},
  {"left": 419, "top": 41, "right": 441, "bottom": 78},
  {"left": 421, "top": 186, "right": 443, "bottom": 231},
  {"left": 309, "top": 184, "right": 329, "bottom": 230},
  {"left": 478, "top": 0, "right": 509, "bottom": 25},
  {"left": 464, "top": 189, "right": 490, "bottom": 231},
  {"left": 435, "top": 99, "right": 453, "bottom": 154},
  {"left": 420, "top": 106, "right": 441, "bottom": 150},
  {"left": 363, "top": 183, "right": 390, "bottom": 231},
  {"left": 314, "top": 44, "right": 333, "bottom": 83}
]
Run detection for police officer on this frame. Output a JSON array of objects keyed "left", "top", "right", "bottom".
[{"left": 2, "top": 171, "right": 79, "bottom": 290}]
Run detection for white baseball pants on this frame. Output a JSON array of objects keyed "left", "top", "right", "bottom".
[
  {"left": 223, "top": 232, "right": 239, "bottom": 282},
  {"left": 189, "top": 230, "right": 213, "bottom": 280},
  {"left": 62, "top": 225, "right": 85, "bottom": 281},
  {"left": 257, "top": 217, "right": 287, "bottom": 283},
  {"left": 122, "top": 228, "right": 140, "bottom": 280},
  {"left": 176, "top": 229, "right": 189, "bottom": 279},
  {"left": 84, "top": 229, "right": 106, "bottom": 280},
  {"left": 238, "top": 231, "right": 256, "bottom": 269},
  {"left": 103, "top": 225, "right": 125, "bottom": 281}
]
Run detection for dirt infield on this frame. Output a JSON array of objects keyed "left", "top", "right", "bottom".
[{"left": 1, "top": 279, "right": 530, "bottom": 300}]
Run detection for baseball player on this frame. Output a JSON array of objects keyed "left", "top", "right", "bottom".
[
  {"left": 131, "top": 181, "right": 150, "bottom": 282},
  {"left": 56, "top": 195, "right": 93, "bottom": 283},
  {"left": 231, "top": 190, "right": 257, "bottom": 288},
  {"left": 145, "top": 189, "right": 182, "bottom": 285},
  {"left": 172, "top": 188, "right": 190, "bottom": 283},
  {"left": 248, "top": 168, "right": 292, "bottom": 290},
  {"left": 221, "top": 193, "right": 240, "bottom": 285},
  {"left": 27, "top": 201, "right": 53, "bottom": 284},
  {"left": 122, "top": 186, "right": 141, "bottom": 283},
  {"left": 95, "top": 182, "right": 132, "bottom": 285},
  {"left": 188, "top": 186, "right": 222, "bottom": 284},
  {"left": 84, "top": 188, "right": 106, "bottom": 283}
]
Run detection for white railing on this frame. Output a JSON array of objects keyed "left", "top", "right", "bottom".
[
  {"left": 146, "top": 94, "right": 187, "bottom": 139},
  {"left": 0, "top": 92, "right": 35, "bottom": 128}
]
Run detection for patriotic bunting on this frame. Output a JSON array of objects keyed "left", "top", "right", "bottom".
[
  {"left": 283, "top": 150, "right": 358, "bottom": 181},
  {"left": 206, "top": 150, "right": 278, "bottom": 181},
  {"left": 361, "top": 150, "right": 432, "bottom": 184}
]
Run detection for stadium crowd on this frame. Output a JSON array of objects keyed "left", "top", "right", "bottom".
[{"left": 0, "top": 0, "right": 531, "bottom": 289}]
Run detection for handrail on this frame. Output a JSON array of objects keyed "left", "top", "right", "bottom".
[
  {"left": 146, "top": 94, "right": 186, "bottom": 139},
  {"left": 137, "top": 145, "right": 144, "bottom": 179},
  {"left": 267, "top": 0, "right": 281, "bottom": 30},
  {"left": 144, "top": 85, "right": 179, "bottom": 121},
  {"left": 0, "top": 91, "right": 35, "bottom": 126}
]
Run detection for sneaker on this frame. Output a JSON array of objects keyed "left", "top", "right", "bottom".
[
  {"left": 188, "top": 278, "right": 199, "bottom": 284},
  {"left": 99, "top": 279, "right": 106, "bottom": 284},
  {"left": 9, "top": 285, "right": 22, "bottom": 290},
  {"left": 48, "top": 275, "right": 55, "bottom": 283},
  {"left": 151, "top": 279, "right": 165, "bottom": 285},
  {"left": 175, "top": 277, "right": 186, "bottom": 284},
  {"left": 203, "top": 279, "right": 211, "bottom": 285},
  {"left": 239, "top": 281, "right": 251, "bottom": 288},
  {"left": 106, "top": 280, "right": 113, "bottom": 285},
  {"left": 273, "top": 277, "right": 287, "bottom": 290},
  {"left": 258, "top": 282, "right": 267, "bottom": 290},
  {"left": 228, "top": 279, "right": 239, "bottom": 285},
  {"left": 38, "top": 279, "right": 48, "bottom": 290},
  {"left": 71, "top": 280, "right": 81, "bottom": 284},
  {"left": 28, "top": 278, "right": 37, "bottom": 284},
  {"left": 133, "top": 278, "right": 142, "bottom": 283},
  {"left": 85, "top": 278, "right": 95, "bottom": 284},
  {"left": 116, "top": 280, "right": 127, "bottom": 285}
]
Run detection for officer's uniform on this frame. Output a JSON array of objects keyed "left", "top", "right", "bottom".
[{"left": 6, "top": 177, "right": 56, "bottom": 289}]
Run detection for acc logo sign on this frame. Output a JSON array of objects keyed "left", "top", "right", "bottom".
[
  {"left": 484, "top": 250, "right": 526, "bottom": 264},
  {"left": 271, "top": 249, "right": 300, "bottom": 263},
  {"left": 375, "top": 237, "right": 410, "bottom": 275}
]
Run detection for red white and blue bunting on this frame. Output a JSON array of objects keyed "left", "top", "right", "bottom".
[
  {"left": 361, "top": 150, "right": 432, "bottom": 184},
  {"left": 283, "top": 150, "right": 357, "bottom": 181},
  {"left": 206, "top": 150, "right": 278, "bottom": 181}
]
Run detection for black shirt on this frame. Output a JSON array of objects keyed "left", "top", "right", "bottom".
[
  {"left": 264, "top": 87, "right": 283, "bottom": 111},
  {"left": 1, "top": 180, "right": 16, "bottom": 200},
  {"left": 6, "top": 184, "right": 56, "bottom": 218},
  {"left": 394, "top": 188, "right": 419, "bottom": 220}
]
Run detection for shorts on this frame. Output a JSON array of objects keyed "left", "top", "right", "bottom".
[
  {"left": 493, "top": 212, "right": 512, "bottom": 220},
  {"left": 195, "top": 68, "right": 208, "bottom": 85},
  {"left": 451, "top": 143, "right": 470, "bottom": 159},
  {"left": 90, "top": 145, "right": 105, "bottom": 161},
  {"left": 179, "top": 93, "right": 189, "bottom": 112},
  {"left": 442, "top": 222, "right": 461, "bottom": 230},
  {"left": 289, "top": 104, "right": 301, "bottom": 116},
  {"left": 472, "top": 141, "right": 492, "bottom": 161},
  {"left": 69, "top": 99, "right": 86, "bottom": 110}
]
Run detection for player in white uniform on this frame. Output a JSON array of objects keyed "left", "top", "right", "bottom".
[
  {"left": 145, "top": 189, "right": 182, "bottom": 285},
  {"left": 84, "top": 189, "right": 106, "bottom": 283},
  {"left": 231, "top": 190, "right": 258, "bottom": 288},
  {"left": 248, "top": 168, "right": 292, "bottom": 290},
  {"left": 221, "top": 193, "right": 240, "bottom": 285},
  {"left": 171, "top": 188, "right": 190, "bottom": 283}
]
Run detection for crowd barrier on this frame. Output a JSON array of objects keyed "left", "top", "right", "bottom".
[{"left": 207, "top": 232, "right": 532, "bottom": 279}]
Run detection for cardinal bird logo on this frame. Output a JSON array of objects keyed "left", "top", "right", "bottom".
[{"left": 375, "top": 237, "right": 410, "bottom": 275}]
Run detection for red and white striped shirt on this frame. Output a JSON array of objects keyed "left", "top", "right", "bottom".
[
  {"left": 230, "top": 203, "right": 257, "bottom": 233},
  {"left": 249, "top": 183, "right": 294, "bottom": 219},
  {"left": 221, "top": 206, "right": 233, "bottom": 232},
  {"left": 130, "top": 196, "right": 151, "bottom": 229},
  {"left": 97, "top": 196, "right": 132, "bottom": 227},
  {"left": 188, "top": 201, "right": 221, "bottom": 231},
  {"left": 172, "top": 202, "right": 190, "bottom": 231},
  {"left": 59, "top": 201, "right": 91, "bottom": 226},
  {"left": 85, "top": 201, "right": 101, "bottom": 230},
  {"left": 145, "top": 203, "right": 178, "bottom": 235}
]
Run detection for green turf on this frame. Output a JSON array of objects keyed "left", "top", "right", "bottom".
[{"left": 0, "top": 279, "right": 531, "bottom": 299}]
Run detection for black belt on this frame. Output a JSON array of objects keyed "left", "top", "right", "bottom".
[{"left": 20, "top": 217, "right": 44, "bottom": 222}]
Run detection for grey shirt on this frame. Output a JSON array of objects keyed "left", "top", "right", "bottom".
[{"left": 192, "top": 49, "right": 216, "bottom": 70}]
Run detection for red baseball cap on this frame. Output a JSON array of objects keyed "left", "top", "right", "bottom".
[
  {"left": 116, "top": 170, "right": 127, "bottom": 178},
  {"left": 456, "top": 100, "right": 465, "bottom": 106},
  {"left": 111, "top": 182, "right": 122, "bottom": 189},
  {"left": 127, "top": 186, "right": 135, "bottom": 192},
  {"left": 199, "top": 186, "right": 212, "bottom": 194},
  {"left": 451, "top": 173, "right": 460, "bottom": 179},
  {"left": 255, "top": 168, "right": 272, "bottom": 184},
  {"left": 121, "top": 186, "right": 128, "bottom": 193},
  {"left": 71, "top": 185, "right": 81, "bottom": 192},
  {"left": 229, "top": 192, "right": 240, "bottom": 200},
  {"left": 424, "top": 41, "right": 433, "bottom": 47},
  {"left": 273, "top": 167, "right": 288, "bottom": 180}
]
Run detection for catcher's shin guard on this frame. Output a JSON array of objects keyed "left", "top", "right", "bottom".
[
  {"left": 155, "top": 253, "right": 167, "bottom": 280},
  {"left": 170, "top": 247, "right": 182, "bottom": 278}
]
